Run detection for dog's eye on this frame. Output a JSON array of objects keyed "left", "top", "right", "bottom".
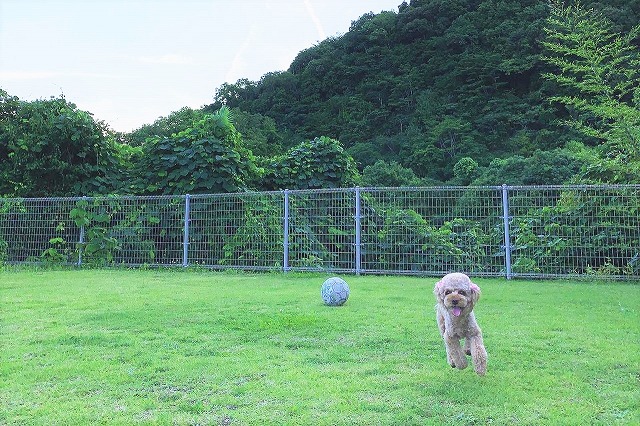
[
  {"left": 458, "top": 290, "right": 466, "bottom": 296},
  {"left": 444, "top": 290, "right": 452, "bottom": 295}
]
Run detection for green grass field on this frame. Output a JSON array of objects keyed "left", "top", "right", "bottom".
[{"left": 1, "top": 269, "right": 638, "bottom": 425}]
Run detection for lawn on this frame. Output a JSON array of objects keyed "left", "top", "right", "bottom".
[{"left": 1, "top": 269, "right": 638, "bottom": 425}]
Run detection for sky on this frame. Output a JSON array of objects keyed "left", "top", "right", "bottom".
[{"left": 0, "top": 0, "right": 399, "bottom": 133}]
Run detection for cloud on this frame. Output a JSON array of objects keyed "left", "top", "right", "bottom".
[
  {"left": 0, "top": 71, "right": 121, "bottom": 81},
  {"left": 0, "top": 71, "right": 59, "bottom": 81},
  {"left": 225, "top": 26, "right": 257, "bottom": 83},
  {"left": 138, "top": 54, "right": 194, "bottom": 65},
  {"left": 304, "top": 0, "right": 326, "bottom": 40}
]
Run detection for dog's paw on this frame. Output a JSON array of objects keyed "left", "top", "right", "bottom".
[{"left": 465, "top": 349, "right": 471, "bottom": 356}]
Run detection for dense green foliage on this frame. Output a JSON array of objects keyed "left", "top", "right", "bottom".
[
  {"left": 0, "top": 90, "right": 124, "bottom": 196},
  {"left": 542, "top": 0, "right": 640, "bottom": 183},
  {"left": 261, "top": 136, "right": 360, "bottom": 190},
  {"left": 2, "top": 1, "right": 640, "bottom": 278},
  {"left": 133, "top": 107, "right": 260, "bottom": 195},
  {"left": 3, "top": 185, "right": 639, "bottom": 278},
  {"left": 1, "top": 0, "right": 640, "bottom": 197},
  {"left": 210, "top": 0, "right": 640, "bottom": 184},
  {"left": 361, "top": 160, "right": 425, "bottom": 187}
]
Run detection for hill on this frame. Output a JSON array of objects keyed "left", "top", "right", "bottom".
[{"left": 206, "top": 0, "right": 639, "bottom": 183}]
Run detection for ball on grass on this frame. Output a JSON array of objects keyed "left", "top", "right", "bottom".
[{"left": 321, "top": 277, "right": 350, "bottom": 306}]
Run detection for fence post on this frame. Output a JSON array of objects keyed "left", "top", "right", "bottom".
[
  {"left": 501, "top": 184, "right": 512, "bottom": 279},
  {"left": 77, "top": 196, "right": 87, "bottom": 267},
  {"left": 354, "top": 187, "right": 362, "bottom": 275},
  {"left": 283, "top": 190, "right": 290, "bottom": 272},
  {"left": 182, "top": 194, "right": 190, "bottom": 267}
]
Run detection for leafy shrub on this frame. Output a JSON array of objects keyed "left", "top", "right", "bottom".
[
  {"left": 361, "top": 160, "right": 423, "bottom": 187},
  {"left": 135, "top": 107, "right": 260, "bottom": 195},
  {"left": 262, "top": 136, "right": 359, "bottom": 190}
]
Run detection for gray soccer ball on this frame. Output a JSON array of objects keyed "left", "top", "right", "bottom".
[{"left": 321, "top": 277, "right": 350, "bottom": 306}]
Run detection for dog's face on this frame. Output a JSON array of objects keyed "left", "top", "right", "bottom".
[{"left": 434, "top": 273, "right": 480, "bottom": 317}]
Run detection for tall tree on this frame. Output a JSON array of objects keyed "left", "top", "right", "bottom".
[{"left": 542, "top": 1, "right": 640, "bottom": 182}]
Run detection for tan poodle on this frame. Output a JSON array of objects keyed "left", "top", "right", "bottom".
[{"left": 434, "top": 272, "right": 487, "bottom": 376}]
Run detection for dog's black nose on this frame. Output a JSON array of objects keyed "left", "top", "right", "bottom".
[{"left": 451, "top": 299, "right": 458, "bottom": 305}]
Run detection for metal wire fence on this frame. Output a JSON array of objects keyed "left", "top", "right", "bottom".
[{"left": 1, "top": 185, "right": 639, "bottom": 279}]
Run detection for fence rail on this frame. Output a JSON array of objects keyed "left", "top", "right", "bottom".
[{"left": 1, "top": 185, "right": 639, "bottom": 279}]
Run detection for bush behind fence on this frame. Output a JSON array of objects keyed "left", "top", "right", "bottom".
[{"left": 1, "top": 185, "right": 639, "bottom": 279}]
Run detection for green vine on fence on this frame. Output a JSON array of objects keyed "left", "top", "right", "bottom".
[
  {"left": 17, "top": 186, "right": 640, "bottom": 276},
  {"left": 70, "top": 200, "right": 120, "bottom": 264}
]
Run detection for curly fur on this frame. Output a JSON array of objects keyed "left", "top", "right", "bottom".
[{"left": 434, "top": 272, "right": 487, "bottom": 376}]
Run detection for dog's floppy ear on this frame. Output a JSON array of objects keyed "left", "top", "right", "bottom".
[
  {"left": 470, "top": 282, "right": 481, "bottom": 303},
  {"left": 434, "top": 280, "right": 444, "bottom": 297}
]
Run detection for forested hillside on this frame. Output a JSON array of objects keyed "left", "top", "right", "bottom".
[
  {"left": 1, "top": 0, "right": 639, "bottom": 197},
  {"left": 207, "top": 0, "right": 640, "bottom": 184}
]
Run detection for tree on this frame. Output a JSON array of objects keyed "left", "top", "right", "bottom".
[
  {"left": 470, "top": 148, "right": 586, "bottom": 185},
  {"left": 135, "top": 107, "right": 260, "bottom": 195},
  {"left": 126, "top": 107, "right": 207, "bottom": 146},
  {"left": 361, "top": 160, "right": 424, "bottom": 187},
  {"left": 227, "top": 109, "right": 284, "bottom": 158},
  {"left": 213, "top": 79, "right": 257, "bottom": 106},
  {"left": 451, "top": 157, "right": 479, "bottom": 185},
  {"left": 542, "top": 1, "right": 640, "bottom": 182},
  {"left": 408, "top": 112, "right": 488, "bottom": 181},
  {"left": 261, "top": 136, "right": 359, "bottom": 190},
  {"left": 205, "top": 1, "right": 638, "bottom": 184},
  {"left": 0, "top": 91, "right": 118, "bottom": 197}
]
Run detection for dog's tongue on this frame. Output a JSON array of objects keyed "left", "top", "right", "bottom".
[{"left": 452, "top": 307, "right": 462, "bottom": 317}]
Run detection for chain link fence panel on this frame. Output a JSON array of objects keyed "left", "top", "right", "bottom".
[{"left": 1, "top": 185, "right": 639, "bottom": 279}]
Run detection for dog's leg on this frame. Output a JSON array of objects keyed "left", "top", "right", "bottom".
[
  {"left": 468, "top": 334, "right": 487, "bottom": 376},
  {"left": 445, "top": 341, "right": 455, "bottom": 368},
  {"left": 445, "top": 336, "right": 468, "bottom": 370},
  {"left": 437, "top": 313, "right": 458, "bottom": 367},
  {"left": 463, "top": 338, "right": 471, "bottom": 356}
]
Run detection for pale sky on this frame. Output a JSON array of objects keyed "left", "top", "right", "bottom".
[{"left": 0, "top": 0, "right": 399, "bottom": 132}]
